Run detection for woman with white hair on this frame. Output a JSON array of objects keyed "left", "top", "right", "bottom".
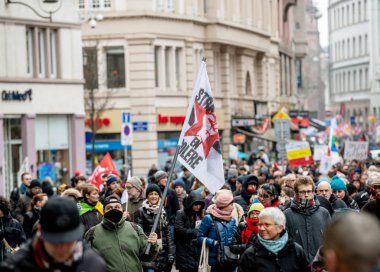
[{"left": 239, "top": 207, "right": 309, "bottom": 272}]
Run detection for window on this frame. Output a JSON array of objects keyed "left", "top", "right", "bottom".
[
  {"left": 365, "top": 34, "right": 368, "bottom": 55},
  {"left": 342, "top": 7, "right": 345, "bottom": 26},
  {"left": 347, "top": 5, "right": 350, "bottom": 24},
  {"left": 359, "top": 36, "right": 362, "bottom": 55},
  {"left": 26, "top": 28, "right": 33, "bottom": 75},
  {"left": 106, "top": 48, "right": 125, "bottom": 88},
  {"left": 358, "top": 1, "right": 361, "bottom": 21},
  {"left": 79, "top": 0, "right": 84, "bottom": 8},
  {"left": 359, "top": 69, "right": 363, "bottom": 90},
  {"left": 50, "top": 30, "right": 57, "bottom": 78},
  {"left": 38, "top": 29, "right": 46, "bottom": 77},
  {"left": 25, "top": 26, "right": 58, "bottom": 78},
  {"left": 342, "top": 40, "right": 345, "bottom": 59},
  {"left": 348, "top": 71, "right": 351, "bottom": 91},
  {"left": 92, "top": 0, "right": 100, "bottom": 8},
  {"left": 353, "top": 37, "right": 356, "bottom": 57},
  {"left": 374, "top": 107, "right": 377, "bottom": 117},
  {"left": 347, "top": 39, "right": 350, "bottom": 58},
  {"left": 365, "top": 68, "right": 368, "bottom": 89},
  {"left": 352, "top": 3, "right": 355, "bottom": 23},
  {"left": 353, "top": 70, "right": 357, "bottom": 90},
  {"left": 104, "top": 0, "right": 111, "bottom": 7},
  {"left": 245, "top": 72, "right": 252, "bottom": 95},
  {"left": 83, "top": 47, "right": 98, "bottom": 89}
]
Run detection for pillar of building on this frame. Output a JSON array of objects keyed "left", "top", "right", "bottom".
[
  {"left": 128, "top": 38, "right": 158, "bottom": 176},
  {"left": 21, "top": 114, "right": 37, "bottom": 178},
  {"left": 70, "top": 114, "right": 86, "bottom": 176}
]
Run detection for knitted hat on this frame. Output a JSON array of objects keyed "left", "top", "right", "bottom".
[
  {"left": 154, "top": 170, "right": 168, "bottom": 182},
  {"left": 126, "top": 176, "right": 143, "bottom": 190},
  {"left": 29, "top": 179, "right": 41, "bottom": 189},
  {"left": 248, "top": 199, "right": 264, "bottom": 215},
  {"left": 214, "top": 189, "right": 233, "bottom": 208},
  {"left": 227, "top": 168, "right": 239, "bottom": 180},
  {"left": 106, "top": 174, "right": 118, "bottom": 186},
  {"left": 173, "top": 179, "right": 185, "bottom": 189},
  {"left": 145, "top": 184, "right": 162, "bottom": 198},
  {"left": 368, "top": 172, "right": 380, "bottom": 186},
  {"left": 330, "top": 176, "right": 347, "bottom": 191}
]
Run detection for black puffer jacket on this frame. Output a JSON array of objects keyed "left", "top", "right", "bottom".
[
  {"left": 0, "top": 214, "right": 26, "bottom": 263},
  {"left": 136, "top": 202, "right": 175, "bottom": 272},
  {"left": 22, "top": 207, "right": 40, "bottom": 239},
  {"left": 0, "top": 239, "right": 106, "bottom": 272},
  {"left": 238, "top": 233, "right": 310, "bottom": 272},
  {"left": 230, "top": 221, "right": 257, "bottom": 255},
  {"left": 174, "top": 191, "right": 204, "bottom": 271},
  {"left": 158, "top": 185, "right": 180, "bottom": 226},
  {"left": 284, "top": 198, "right": 331, "bottom": 263},
  {"left": 234, "top": 175, "right": 259, "bottom": 213},
  {"left": 329, "top": 194, "right": 347, "bottom": 211}
]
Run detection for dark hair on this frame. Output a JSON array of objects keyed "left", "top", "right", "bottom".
[
  {"left": 281, "top": 186, "right": 295, "bottom": 198},
  {"left": 260, "top": 183, "right": 280, "bottom": 201},
  {"left": 0, "top": 196, "right": 11, "bottom": 215}
]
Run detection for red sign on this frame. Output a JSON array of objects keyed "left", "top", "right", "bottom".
[
  {"left": 158, "top": 114, "right": 186, "bottom": 125},
  {"left": 291, "top": 117, "right": 310, "bottom": 128}
]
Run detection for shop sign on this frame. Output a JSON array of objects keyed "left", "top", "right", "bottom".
[
  {"left": 1, "top": 89, "right": 32, "bottom": 101},
  {"left": 86, "top": 140, "right": 131, "bottom": 152},
  {"left": 157, "top": 139, "right": 178, "bottom": 149},
  {"left": 158, "top": 114, "right": 186, "bottom": 125},
  {"left": 133, "top": 121, "right": 148, "bottom": 132}
]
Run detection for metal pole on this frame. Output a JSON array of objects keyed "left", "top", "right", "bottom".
[{"left": 144, "top": 144, "right": 181, "bottom": 255}]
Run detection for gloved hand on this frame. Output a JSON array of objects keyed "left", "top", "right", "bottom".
[{"left": 168, "top": 254, "right": 175, "bottom": 264}]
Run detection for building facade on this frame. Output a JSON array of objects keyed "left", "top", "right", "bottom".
[
  {"left": 0, "top": 1, "right": 86, "bottom": 196},
  {"left": 328, "top": 0, "right": 371, "bottom": 125},
  {"left": 81, "top": 0, "right": 305, "bottom": 175}
]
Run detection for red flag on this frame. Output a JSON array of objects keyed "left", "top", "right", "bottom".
[{"left": 88, "top": 153, "right": 119, "bottom": 189}]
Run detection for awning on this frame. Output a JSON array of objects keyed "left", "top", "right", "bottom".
[{"left": 235, "top": 127, "right": 277, "bottom": 142}]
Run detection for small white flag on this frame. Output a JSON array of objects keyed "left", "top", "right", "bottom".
[
  {"left": 17, "top": 157, "right": 29, "bottom": 187},
  {"left": 177, "top": 60, "right": 224, "bottom": 194}
]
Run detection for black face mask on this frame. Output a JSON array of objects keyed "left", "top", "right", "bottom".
[{"left": 104, "top": 209, "right": 123, "bottom": 224}]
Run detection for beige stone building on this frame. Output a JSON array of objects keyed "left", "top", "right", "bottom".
[{"left": 80, "top": 0, "right": 305, "bottom": 175}]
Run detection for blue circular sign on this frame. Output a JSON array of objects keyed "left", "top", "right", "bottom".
[{"left": 123, "top": 125, "right": 131, "bottom": 136}]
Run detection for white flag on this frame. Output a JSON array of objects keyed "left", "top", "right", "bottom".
[
  {"left": 17, "top": 157, "right": 29, "bottom": 187},
  {"left": 121, "top": 170, "right": 131, "bottom": 205},
  {"left": 177, "top": 60, "right": 224, "bottom": 194}
]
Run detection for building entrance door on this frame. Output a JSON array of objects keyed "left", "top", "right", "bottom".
[{"left": 3, "top": 118, "right": 22, "bottom": 197}]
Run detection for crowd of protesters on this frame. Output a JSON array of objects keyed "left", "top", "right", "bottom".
[{"left": 1, "top": 149, "right": 380, "bottom": 272}]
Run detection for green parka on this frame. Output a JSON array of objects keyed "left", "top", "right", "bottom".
[{"left": 84, "top": 217, "right": 159, "bottom": 272}]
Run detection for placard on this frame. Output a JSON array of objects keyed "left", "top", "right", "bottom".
[{"left": 343, "top": 141, "right": 368, "bottom": 161}]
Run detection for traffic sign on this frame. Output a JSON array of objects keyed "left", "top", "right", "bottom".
[{"left": 121, "top": 112, "right": 132, "bottom": 146}]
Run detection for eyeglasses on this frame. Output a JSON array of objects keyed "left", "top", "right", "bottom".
[
  {"left": 258, "top": 194, "right": 271, "bottom": 199},
  {"left": 126, "top": 186, "right": 134, "bottom": 190},
  {"left": 298, "top": 190, "right": 313, "bottom": 196},
  {"left": 258, "top": 223, "right": 277, "bottom": 229}
]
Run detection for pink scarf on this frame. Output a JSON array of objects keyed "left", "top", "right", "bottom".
[{"left": 210, "top": 205, "right": 232, "bottom": 221}]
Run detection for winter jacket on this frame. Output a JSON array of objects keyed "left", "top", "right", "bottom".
[
  {"left": 159, "top": 186, "right": 180, "bottom": 225},
  {"left": 174, "top": 192, "right": 204, "bottom": 271},
  {"left": 136, "top": 204, "right": 175, "bottom": 272},
  {"left": 126, "top": 197, "right": 144, "bottom": 223},
  {"left": 230, "top": 221, "right": 257, "bottom": 255},
  {"left": 238, "top": 233, "right": 310, "bottom": 272},
  {"left": 0, "top": 214, "right": 26, "bottom": 263},
  {"left": 362, "top": 198, "right": 380, "bottom": 222},
  {"left": 22, "top": 207, "right": 40, "bottom": 239},
  {"left": 196, "top": 214, "right": 236, "bottom": 269},
  {"left": 85, "top": 217, "right": 159, "bottom": 272},
  {"left": 354, "top": 189, "right": 370, "bottom": 208},
  {"left": 79, "top": 201, "right": 103, "bottom": 233},
  {"left": 284, "top": 198, "right": 331, "bottom": 263},
  {"left": 342, "top": 194, "right": 360, "bottom": 210},
  {"left": 14, "top": 190, "right": 33, "bottom": 223},
  {"left": 328, "top": 194, "right": 347, "bottom": 211},
  {"left": 0, "top": 239, "right": 106, "bottom": 272}
]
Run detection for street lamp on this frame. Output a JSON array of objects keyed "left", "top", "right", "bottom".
[{"left": 6, "top": 0, "right": 62, "bottom": 22}]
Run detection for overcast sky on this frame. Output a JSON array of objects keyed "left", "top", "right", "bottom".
[{"left": 313, "top": 0, "right": 329, "bottom": 48}]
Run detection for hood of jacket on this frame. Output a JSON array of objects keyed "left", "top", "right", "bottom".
[
  {"left": 183, "top": 191, "right": 204, "bottom": 212},
  {"left": 240, "top": 174, "right": 259, "bottom": 201}
]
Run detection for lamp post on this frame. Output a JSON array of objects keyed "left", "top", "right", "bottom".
[{"left": 6, "top": 0, "right": 62, "bottom": 22}]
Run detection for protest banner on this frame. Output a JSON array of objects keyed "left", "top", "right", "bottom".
[
  {"left": 344, "top": 141, "right": 368, "bottom": 161},
  {"left": 286, "top": 141, "right": 314, "bottom": 168},
  {"left": 313, "top": 145, "right": 328, "bottom": 161}
]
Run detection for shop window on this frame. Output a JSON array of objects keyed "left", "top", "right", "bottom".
[
  {"left": 83, "top": 47, "right": 99, "bottom": 89},
  {"left": 106, "top": 48, "right": 125, "bottom": 88}
]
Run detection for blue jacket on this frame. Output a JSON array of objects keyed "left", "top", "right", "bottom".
[{"left": 197, "top": 214, "right": 236, "bottom": 267}]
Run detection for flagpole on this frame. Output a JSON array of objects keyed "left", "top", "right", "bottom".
[
  {"left": 144, "top": 144, "right": 181, "bottom": 254},
  {"left": 144, "top": 57, "right": 207, "bottom": 254}
]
